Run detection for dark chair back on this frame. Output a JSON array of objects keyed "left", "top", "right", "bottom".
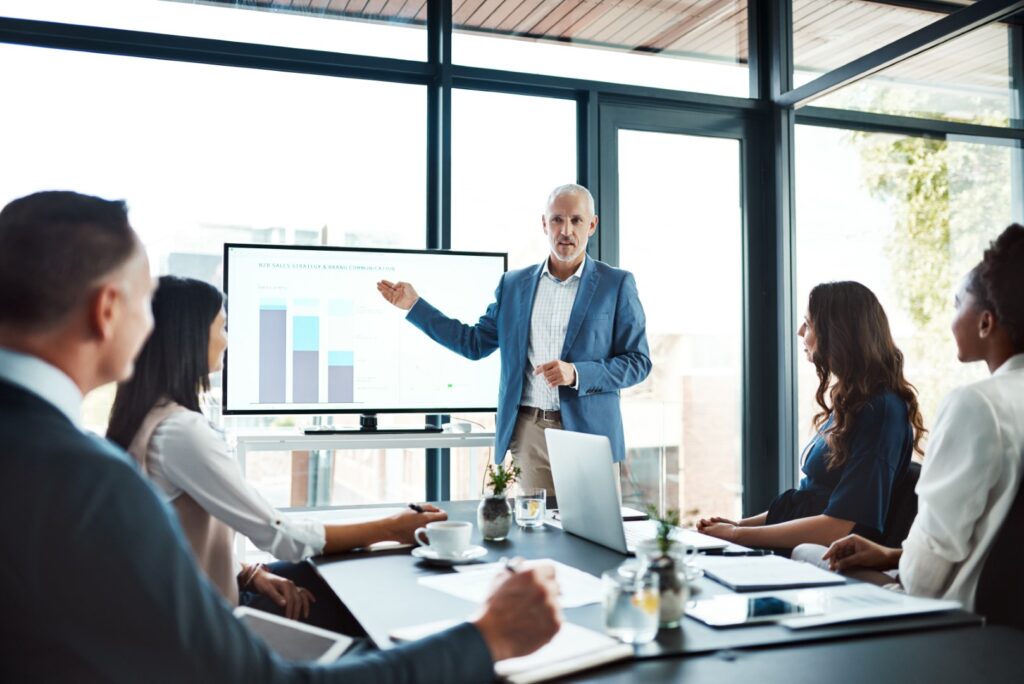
[
  {"left": 879, "top": 461, "right": 921, "bottom": 548},
  {"left": 975, "top": 478, "right": 1024, "bottom": 629}
]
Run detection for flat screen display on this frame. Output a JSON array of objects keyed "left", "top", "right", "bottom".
[{"left": 223, "top": 244, "right": 506, "bottom": 415}]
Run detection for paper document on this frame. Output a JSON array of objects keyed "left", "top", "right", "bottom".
[
  {"left": 419, "top": 559, "right": 604, "bottom": 608},
  {"left": 696, "top": 554, "right": 846, "bottom": 592},
  {"left": 391, "top": 619, "right": 633, "bottom": 684},
  {"left": 779, "top": 582, "right": 961, "bottom": 629}
]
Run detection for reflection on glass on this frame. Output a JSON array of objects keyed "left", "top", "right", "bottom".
[
  {"left": 453, "top": 0, "right": 749, "bottom": 96},
  {"left": 793, "top": 0, "right": 940, "bottom": 78},
  {"left": 807, "top": 24, "right": 1015, "bottom": 127},
  {"left": 0, "top": 0, "right": 426, "bottom": 61},
  {"left": 794, "top": 124, "right": 1016, "bottom": 462},
  {"left": 617, "top": 129, "right": 743, "bottom": 524}
]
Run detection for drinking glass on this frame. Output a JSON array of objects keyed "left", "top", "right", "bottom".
[
  {"left": 602, "top": 562, "right": 659, "bottom": 644},
  {"left": 514, "top": 487, "right": 546, "bottom": 528}
]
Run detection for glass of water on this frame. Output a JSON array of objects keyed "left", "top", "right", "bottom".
[
  {"left": 603, "top": 562, "right": 659, "bottom": 644},
  {"left": 514, "top": 487, "right": 546, "bottom": 528}
]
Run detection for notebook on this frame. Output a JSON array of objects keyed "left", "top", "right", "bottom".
[
  {"left": 390, "top": 619, "right": 633, "bottom": 684},
  {"left": 695, "top": 554, "right": 846, "bottom": 592}
]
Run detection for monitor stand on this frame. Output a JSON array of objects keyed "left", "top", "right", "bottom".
[{"left": 303, "top": 413, "right": 444, "bottom": 435}]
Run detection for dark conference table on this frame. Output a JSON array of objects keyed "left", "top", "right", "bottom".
[{"left": 310, "top": 501, "right": 1019, "bottom": 680}]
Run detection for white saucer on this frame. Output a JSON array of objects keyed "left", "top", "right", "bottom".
[{"left": 411, "top": 545, "right": 488, "bottom": 565}]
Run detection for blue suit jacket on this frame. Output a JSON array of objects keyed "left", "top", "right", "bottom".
[{"left": 407, "top": 257, "right": 652, "bottom": 463}]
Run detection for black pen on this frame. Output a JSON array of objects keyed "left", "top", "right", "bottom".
[{"left": 408, "top": 503, "right": 425, "bottom": 513}]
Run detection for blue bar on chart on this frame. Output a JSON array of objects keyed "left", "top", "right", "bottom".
[
  {"left": 258, "top": 299, "right": 287, "bottom": 404},
  {"left": 292, "top": 314, "right": 319, "bottom": 403},
  {"left": 328, "top": 351, "right": 355, "bottom": 403}
]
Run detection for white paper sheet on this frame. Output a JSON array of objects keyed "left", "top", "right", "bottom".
[
  {"left": 778, "top": 582, "right": 962, "bottom": 629},
  {"left": 419, "top": 559, "right": 604, "bottom": 608}
]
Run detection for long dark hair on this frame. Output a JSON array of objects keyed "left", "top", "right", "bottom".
[
  {"left": 967, "top": 224, "right": 1024, "bottom": 353},
  {"left": 807, "top": 281, "right": 926, "bottom": 470},
  {"left": 107, "top": 275, "right": 224, "bottom": 450}
]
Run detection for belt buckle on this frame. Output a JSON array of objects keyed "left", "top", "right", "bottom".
[{"left": 540, "top": 408, "right": 558, "bottom": 422}]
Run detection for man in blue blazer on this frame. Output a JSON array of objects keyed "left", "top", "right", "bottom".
[{"left": 378, "top": 184, "right": 651, "bottom": 495}]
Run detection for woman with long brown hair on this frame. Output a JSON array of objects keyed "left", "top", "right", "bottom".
[{"left": 698, "top": 281, "right": 926, "bottom": 549}]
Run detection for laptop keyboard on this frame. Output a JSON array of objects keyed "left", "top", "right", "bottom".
[{"left": 623, "top": 520, "right": 659, "bottom": 551}]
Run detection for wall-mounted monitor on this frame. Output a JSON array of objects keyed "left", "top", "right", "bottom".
[{"left": 223, "top": 243, "right": 506, "bottom": 415}]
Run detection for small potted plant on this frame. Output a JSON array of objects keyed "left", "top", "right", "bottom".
[
  {"left": 477, "top": 462, "right": 520, "bottom": 541},
  {"left": 635, "top": 505, "right": 691, "bottom": 628}
]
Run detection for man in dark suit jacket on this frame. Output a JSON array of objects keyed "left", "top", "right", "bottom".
[
  {"left": 0, "top": 190, "right": 560, "bottom": 683},
  {"left": 378, "top": 184, "right": 651, "bottom": 496}
]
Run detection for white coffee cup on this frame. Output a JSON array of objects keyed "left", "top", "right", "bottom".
[{"left": 414, "top": 521, "right": 473, "bottom": 558}]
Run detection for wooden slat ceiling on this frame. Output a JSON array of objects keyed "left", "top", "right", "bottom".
[{"left": 187, "top": 0, "right": 1008, "bottom": 90}]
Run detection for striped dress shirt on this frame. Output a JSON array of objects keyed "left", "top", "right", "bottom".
[{"left": 520, "top": 257, "right": 585, "bottom": 410}]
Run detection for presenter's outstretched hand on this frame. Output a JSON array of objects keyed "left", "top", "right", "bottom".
[
  {"left": 534, "top": 360, "right": 577, "bottom": 388},
  {"left": 822, "top": 534, "right": 899, "bottom": 572},
  {"left": 377, "top": 280, "right": 419, "bottom": 311},
  {"left": 472, "top": 562, "right": 561, "bottom": 662}
]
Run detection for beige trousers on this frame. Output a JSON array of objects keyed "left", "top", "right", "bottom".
[
  {"left": 508, "top": 412, "right": 621, "bottom": 502},
  {"left": 509, "top": 411, "right": 561, "bottom": 497}
]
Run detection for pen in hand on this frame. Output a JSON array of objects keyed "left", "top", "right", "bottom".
[{"left": 408, "top": 503, "right": 425, "bottom": 513}]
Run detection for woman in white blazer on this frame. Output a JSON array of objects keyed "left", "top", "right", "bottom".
[
  {"left": 814, "top": 224, "right": 1024, "bottom": 610},
  {"left": 107, "top": 276, "right": 447, "bottom": 631}
]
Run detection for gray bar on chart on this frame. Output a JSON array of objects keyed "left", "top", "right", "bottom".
[
  {"left": 259, "top": 309, "right": 286, "bottom": 403},
  {"left": 293, "top": 351, "right": 319, "bottom": 403},
  {"left": 328, "top": 365, "right": 354, "bottom": 403}
]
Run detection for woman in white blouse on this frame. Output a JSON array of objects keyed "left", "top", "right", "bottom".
[
  {"left": 811, "top": 224, "right": 1024, "bottom": 611},
  {"left": 107, "top": 276, "right": 446, "bottom": 630}
]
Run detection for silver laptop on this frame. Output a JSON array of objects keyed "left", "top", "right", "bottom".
[{"left": 545, "top": 429, "right": 729, "bottom": 554}]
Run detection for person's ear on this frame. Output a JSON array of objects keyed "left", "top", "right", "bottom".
[
  {"left": 588, "top": 214, "right": 599, "bottom": 236},
  {"left": 541, "top": 214, "right": 549, "bottom": 235},
  {"left": 88, "top": 283, "right": 121, "bottom": 342},
  {"left": 978, "top": 310, "right": 996, "bottom": 339}
]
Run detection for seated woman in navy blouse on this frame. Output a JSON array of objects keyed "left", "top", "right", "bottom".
[{"left": 698, "top": 281, "right": 926, "bottom": 549}]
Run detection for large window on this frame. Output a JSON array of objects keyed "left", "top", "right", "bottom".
[
  {"left": 617, "top": 129, "right": 743, "bottom": 523},
  {"left": 448, "top": 88, "right": 577, "bottom": 500},
  {"left": 0, "top": 42, "right": 429, "bottom": 504},
  {"left": 794, "top": 123, "right": 1018, "bottom": 460}
]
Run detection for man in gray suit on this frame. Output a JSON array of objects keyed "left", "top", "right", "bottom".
[{"left": 0, "top": 191, "right": 560, "bottom": 683}]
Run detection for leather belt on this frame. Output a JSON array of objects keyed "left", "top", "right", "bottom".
[{"left": 519, "top": 405, "right": 562, "bottom": 422}]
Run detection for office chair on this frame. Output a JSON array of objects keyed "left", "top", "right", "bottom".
[
  {"left": 974, "top": 478, "right": 1024, "bottom": 630},
  {"left": 878, "top": 461, "right": 922, "bottom": 548}
]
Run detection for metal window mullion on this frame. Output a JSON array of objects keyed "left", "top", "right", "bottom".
[{"left": 425, "top": 0, "right": 453, "bottom": 502}]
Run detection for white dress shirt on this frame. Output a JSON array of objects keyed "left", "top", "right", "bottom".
[
  {"left": 0, "top": 347, "right": 83, "bottom": 429},
  {"left": 143, "top": 405, "right": 326, "bottom": 561},
  {"left": 899, "top": 353, "right": 1024, "bottom": 609},
  {"left": 520, "top": 257, "right": 584, "bottom": 411}
]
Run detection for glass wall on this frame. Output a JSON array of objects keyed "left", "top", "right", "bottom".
[
  {"left": 794, "top": 123, "right": 1018, "bottom": 463},
  {"left": 617, "top": 129, "right": 743, "bottom": 524}
]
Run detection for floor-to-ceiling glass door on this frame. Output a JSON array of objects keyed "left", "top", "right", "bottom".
[{"left": 599, "top": 105, "right": 746, "bottom": 524}]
